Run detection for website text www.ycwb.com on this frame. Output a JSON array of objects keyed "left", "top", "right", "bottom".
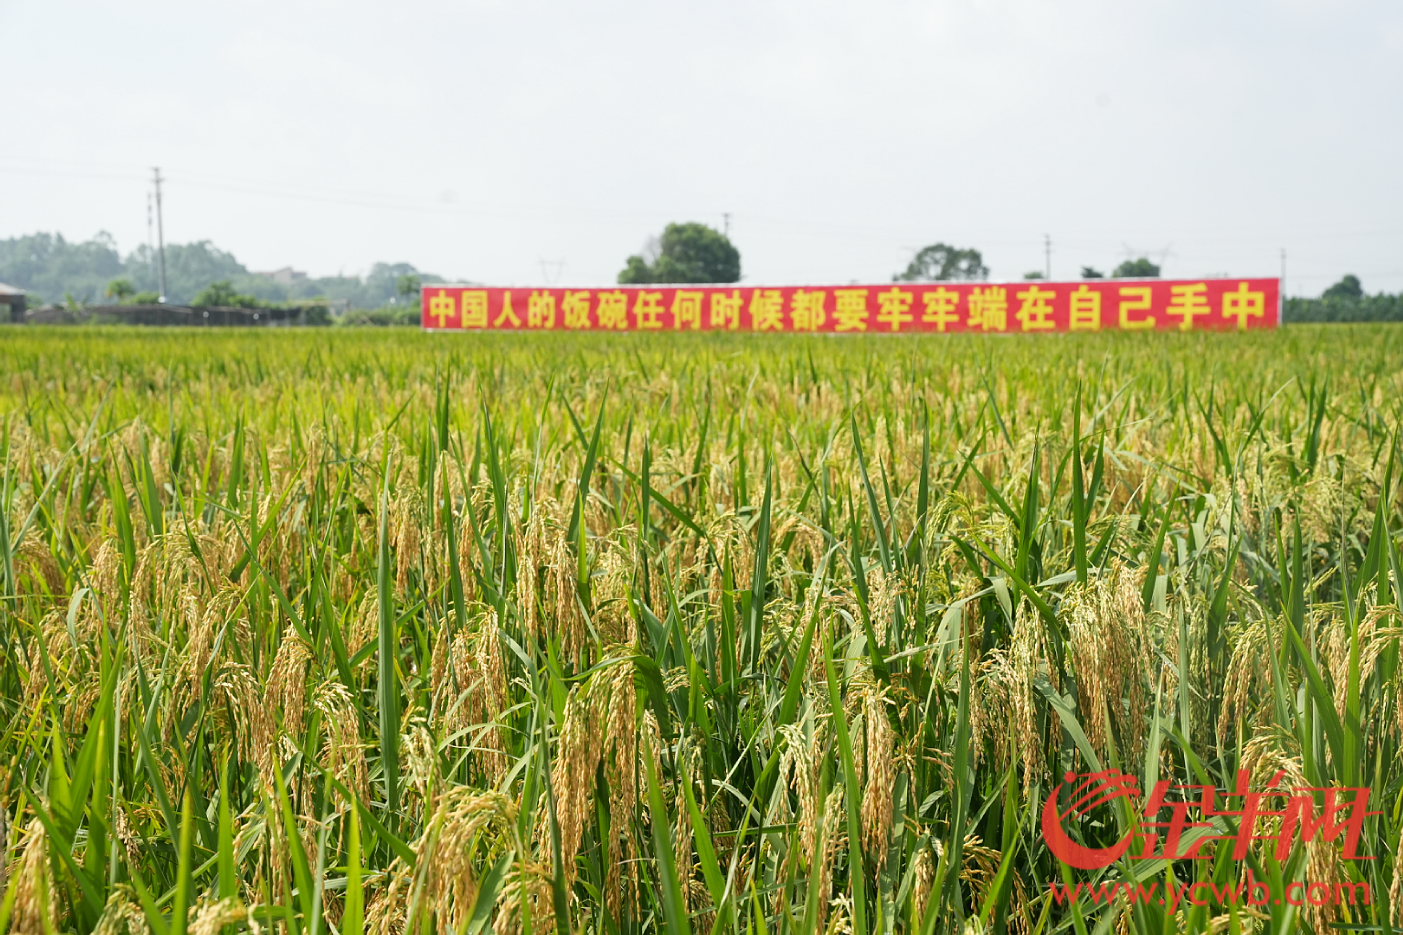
[{"left": 1047, "top": 877, "right": 1371, "bottom": 909}]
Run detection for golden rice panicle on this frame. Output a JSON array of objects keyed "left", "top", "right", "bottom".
[
  {"left": 493, "top": 859, "right": 556, "bottom": 935},
  {"left": 519, "top": 507, "right": 546, "bottom": 641},
  {"left": 15, "top": 539, "right": 64, "bottom": 600},
  {"left": 1325, "top": 603, "right": 1403, "bottom": 736},
  {"left": 548, "top": 521, "right": 586, "bottom": 659},
  {"left": 266, "top": 624, "right": 313, "bottom": 740},
  {"left": 860, "top": 685, "right": 895, "bottom": 870},
  {"left": 428, "top": 617, "right": 452, "bottom": 718},
  {"left": 549, "top": 680, "right": 604, "bottom": 883},
  {"left": 813, "top": 785, "right": 845, "bottom": 930},
  {"left": 348, "top": 592, "right": 379, "bottom": 662},
  {"left": 605, "top": 657, "right": 640, "bottom": 920},
  {"left": 215, "top": 662, "right": 274, "bottom": 779},
  {"left": 910, "top": 843, "right": 936, "bottom": 926},
  {"left": 402, "top": 718, "right": 439, "bottom": 811},
  {"left": 438, "top": 610, "right": 509, "bottom": 782},
  {"left": 91, "top": 890, "right": 153, "bottom": 935},
  {"left": 315, "top": 680, "right": 369, "bottom": 803},
  {"left": 11, "top": 819, "right": 57, "bottom": 935},
  {"left": 418, "top": 788, "right": 515, "bottom": 933},
  {"left": 474, "top": 611, "right": 511, "bottom": 783},
  {"left": 365, "top": 859, "right": 412, "bottom": 935},
  {"left": 521, "top": 500, "right": 586, "bottom": 658},
  {"left": 188, "top": 897, "right": 256, "bottom": 935},
  {"left": 590, "top": 540, "right": 636, "bottom": 646},
  {"left": 777, "top": 722, "right": 820, "bottom": 867},
  {"left": 957, "top": 834, "right": 1003, "bottom": 918},
  {"left": 1218, "top": 614, "right": 1273, "bottom": 744},
  {"left": 976, "top": 597, "right": 1055, "bottom": 785},
  {"left": 1062, "top": 563, "right": 1152, "bottom": 765},
  {"left": 390, "top": 486, "right": 424, "bottom": 593}
]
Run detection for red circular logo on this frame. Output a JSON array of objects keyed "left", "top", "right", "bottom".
[{"left": 1041, "top": 770, "right": 1141, "bottom": 869}]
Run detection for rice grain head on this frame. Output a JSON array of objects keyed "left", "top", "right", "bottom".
[
  {"left": 266, "top": 625, "right": 313, "bottom": 741},
  {"left": 91, "top": 888, "right": 153, "bottom": 935},
  {"left": 11, "top": 819, "right": 57, "bottom": 935},
  {"left": 860, "top": 685, "right": 895, "bottom": 871},
  {"left": 188, "top": 897, "right": 259, "bottom": 935},
  {"left": 417, "top": 787, "right": 516, "bottom": 933}
]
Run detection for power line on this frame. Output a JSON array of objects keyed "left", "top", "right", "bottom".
[
  {"left": 5, "top": 159, "right": 1403, "bottom": 250},
  {"left": 538, "top": 258, "right": 566, "bottom": 285}
]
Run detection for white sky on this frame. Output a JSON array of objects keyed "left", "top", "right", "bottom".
[{"left": 3, "top": 0, "right": 1401, "bottom": 294}]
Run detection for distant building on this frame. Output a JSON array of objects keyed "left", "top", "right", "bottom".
[
  {"left": 0, "top": 282, "right": 26, "bottom": 323},
  {"left": 255, "top": 267, "right": 309, "bottom": 287}
]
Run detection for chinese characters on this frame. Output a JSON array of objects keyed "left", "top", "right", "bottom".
[{"left": 421, "top": 281, "right": 1277, "bottom": 333}]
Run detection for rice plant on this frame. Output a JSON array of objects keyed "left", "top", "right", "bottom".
[{"left": 0, "top": 325, "right": 1401, "bottom": 935}]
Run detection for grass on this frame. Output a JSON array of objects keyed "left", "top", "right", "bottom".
[{"left": 0, "top": 324, "right": 1401, "bottom": 935}]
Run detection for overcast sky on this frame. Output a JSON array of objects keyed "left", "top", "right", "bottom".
[{"left": 3, "top": 0, "right": 1400, "bottom": 294}]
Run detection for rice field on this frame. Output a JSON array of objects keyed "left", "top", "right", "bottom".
[{"left": 1, "top": 325, "right": 1401, "bottom": 935}]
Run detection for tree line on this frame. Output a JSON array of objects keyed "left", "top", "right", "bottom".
[
  {"left": 613, "top": 225, "right": 1403, "bottom": 324},
  {"left": 613, "top": 224, "right": 1169, "bottom": 285},
  {"left": 1284, "top": 275, "right": 1403, "bottom": 323},
  {"left": 0, "top": 232, "right": 443, "bottom": 309},
  {"left": 6, "top": 227, "right": 1392, "bottom": 321}
]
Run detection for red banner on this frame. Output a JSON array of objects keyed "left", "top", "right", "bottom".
[{"left": 422, "top": 279, "right": 1279, "bottom": 333}]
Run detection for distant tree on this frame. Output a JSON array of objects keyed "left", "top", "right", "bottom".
[
  {"left": 131, "top": 291, "right": 160, "bottom": 304},
  {"left": 617, "top": 256, "right": 652, "bottom": 284},
  {"left": 1023, "top": 271, "right": 1045, "bottom": 280},
  {"left": 105, "top": 278, "right": 135, "bottom": 302},
  {"left": 618, "top": 222, "right": 740, "bottom": 284},
  {"left": 1323, "top": 274, "right": 1363, "bottom": 300},
  {"left": 1284, "top": 291, "right": 1402, "bottom": 323},
  {"left": 1112, "top": 258, "right": 1160, "bottom": 278},
  {"left": 301, "top": 303, "right": 331, "bottom": 326},
  {"left": 362, "top": 262, "right": 442, "bottom": 306},
  {"left": 396, "top": 273, "right": 422, "bottom": 298},
  {"left": 194, "top": 280, "right": 263, "bottom": 308},
  {"left": 151, "top": 241, "right": 250, "bottom": 304},
  {"left": 895, "top": 244, "right": 988, "bottom": 282},
  {"left": 1080, "top": 266, "right": 1105, "bottom": 279},
  {"left": 0, "top": 232, "right": 123, "bottom": 302},
  {"left": 193, "top": 280, "right": 237, "bottom": 306}
]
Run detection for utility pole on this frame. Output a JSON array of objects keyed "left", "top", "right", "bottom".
[
  {"left": 723, "top": 213, "right": 731, "bottom": 237},
  {"left": 1044, "top": 234, "right": 1051, "bottom": 280},
  {"left": 146, "top": 193, "right": 155, "bottom": 282},
  {"left": 1280, "top": 248, "right": 1287, "bottom": 296},
  {"left": 152, "top": 167, "right": 168, "bottom": 303}
]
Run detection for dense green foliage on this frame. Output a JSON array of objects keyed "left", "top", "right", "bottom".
[
  {"left": 337, "top": 306, "right": 423, "bottom": 327},
  {"left": 1323, "top": 274, "right": 1363, "bottom": 301},
  {"left": 895, "top": 244, "right": 988, "bottom": 282},
  {"left": 618, "top": 223, "right": 741, "bottom": 284},
  {"left": 1284, "top": 294, "right": 1403, "bottom": 323},
  {"left": 191, "top": 281, "right": 266, "bottom": 309},
  {"left": 103, "top": 279, "right": 136, "bottom": 302},
  {"left": 1, "top": 327, "right": 1401, "bottom": 935},
  {"left": 1111, "top": 258, "right": 1160, "bottom": 278},
  {"left": 0, "top": 233, "right": 445, "bottom": 308}
]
